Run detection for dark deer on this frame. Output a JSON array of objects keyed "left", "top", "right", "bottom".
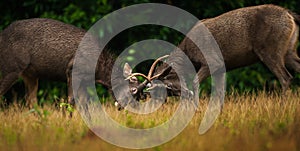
[
  {"left": 127, "top": 4, "right": 300, "bottom": 108},
  {"left": 0, "top": 18, "right": 142, "bottom": 108}
]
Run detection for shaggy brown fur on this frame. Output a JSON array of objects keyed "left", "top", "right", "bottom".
[
  {"left": 0, "top": 18, "right": 140, "bottom": 107},
  {"left": 151, "top": 4, "right": 300, "bottom": 96}
]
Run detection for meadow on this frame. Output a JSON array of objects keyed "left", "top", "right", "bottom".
[{"left": 1, "top": 91, "right": 300, "bottom": 151}]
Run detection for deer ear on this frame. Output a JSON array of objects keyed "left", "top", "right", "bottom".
[{"left": 123, "top": 63, "right": 132, "bottom": 77}]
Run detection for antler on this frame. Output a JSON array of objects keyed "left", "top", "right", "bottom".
[
  {"left": 149, "top": 65, "right": 171, "bottom": 81},
  {"left": 125, "top": 73, "right": 150, "bottom": 81},
  {"left": 125, "top": 55, "right": 169, "bottom": 82},
  {"left": 147, "top": 55, "right": 169, "bottom": 78}
]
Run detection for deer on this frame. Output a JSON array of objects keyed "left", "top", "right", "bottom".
[
  {"left": 123, "top": 4, "right": 300, "bottom": 109},
  {"left": 0, "top": 18, "right": 143, "bottom": 110}
]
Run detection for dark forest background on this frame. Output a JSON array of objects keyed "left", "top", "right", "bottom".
[{"left": 1, "top": 0, "right": 299, "bottom": 104}]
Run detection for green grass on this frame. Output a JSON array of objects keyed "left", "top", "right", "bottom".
[{"left": 1, "top": 91, "right": 300, "bottom": 151}]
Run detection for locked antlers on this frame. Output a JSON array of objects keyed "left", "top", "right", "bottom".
[{"left": 125, "top": 55, "right": 169, "bottom": 82}]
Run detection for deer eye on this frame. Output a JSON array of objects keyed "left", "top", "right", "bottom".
[
  {"left": 166, "top": 83, "right": 172, "bottom": 89},
  {"left": 130, "top": 87, "right": 138, "bottom": 94}
]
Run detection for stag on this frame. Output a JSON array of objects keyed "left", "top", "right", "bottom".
[
  {"left": 125, "top": 4, "right": 300, "bottom": 108},
  {"left": 0, "top": 18, "right": 142, "bottom": 108}
]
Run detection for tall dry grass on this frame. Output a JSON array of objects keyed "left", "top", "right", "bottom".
[{"left": 0, "top": 91, "right": 300, "bottom": 151}]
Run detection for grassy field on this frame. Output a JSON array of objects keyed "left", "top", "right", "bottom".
[{"left": 1, "top": 91, "right": 300, "bottom": 151}]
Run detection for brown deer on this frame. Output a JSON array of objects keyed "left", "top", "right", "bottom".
[
  {"left": 126, "top": 4, "right": 300, "bottom": 108},
  {"left": 0, "top": 18, "right": 142, "bottom": 108}
]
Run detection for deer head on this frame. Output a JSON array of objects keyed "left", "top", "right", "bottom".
[
  {"left": 113, "top": 62, "right": 149, "bottom": 110},
  {"left": 126, "top": 53, "right": 196, "bottom": 102}
]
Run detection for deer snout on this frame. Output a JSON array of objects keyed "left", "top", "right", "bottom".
[{"left": 114, "top": 101, "right": 125, "bottom": 111}]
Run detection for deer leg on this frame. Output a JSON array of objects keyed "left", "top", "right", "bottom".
[
  {"left": 193, "top": 65, "right": 211, "bottom": 97},
  {"left": 212, "top": 72, "right": 226, "bottom": 109},
  {"left": 0, "top": 72, "right": 20, "bottom": 98},
  {"left": 285, "top": 24, "right": 300, "bottom": 73},
  {"left": 194, "top": 66, "right": 211, "bottom": 85},
  {"left": 192, "top": 65, "right": 211, "bottom": 109},
  {"left": 285, "top": 51, "right": 300, "bottom": 73},
  {"left": 65, "top": 59, "right": 91, "bottom": 119},
  {"left": 256, "top": 52, "right": 293, "bottom": 94},
  {"left": 67, "top": 73, "right": 74, "bottom": 106},
  {"left": 66, "top": 59, "right": 75, "bottom": 117},
  {"left": 22, "top": 74, "right": 38, "bottom": 108},
  {"left": 193, "top": 66, "right": 210, "bottom": 98}
]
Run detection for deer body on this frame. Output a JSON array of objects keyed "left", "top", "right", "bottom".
[
  {"left": 130, "top": 5, "right": 300, "bottom": 101},
  {"left": 182, "top": 4, "right": 300, "bottom": 93},
  {"left": 0, "top": 18, "right": 140, "bottom": 107},
  {"left": 189, "top": 4, "right": 299, "bottom": 70}
]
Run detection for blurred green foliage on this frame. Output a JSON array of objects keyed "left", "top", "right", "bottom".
[{"left": 0, "top": 0, "right": 300, "bottom": 102}]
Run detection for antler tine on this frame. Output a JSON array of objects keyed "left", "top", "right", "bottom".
[
  {"left": 149, "top": 65, "right": 172, "bottom": 81},
  {"left": 125, "top": 55, "right": 169, "bottom": 85},
  {"left": 149, "top": 73, "right": 163, "bottom": 81},
  {"left": 125, "top": 73, "right": 150, "bottom": 81},
  {"left": 147, "top": 55, "right": 169, "bottom": 79}
]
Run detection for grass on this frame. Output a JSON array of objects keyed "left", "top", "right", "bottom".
[{"left": 1, "top": 91, "right": 300, "bottom": 151}]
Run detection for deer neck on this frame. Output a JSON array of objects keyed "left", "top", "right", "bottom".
[{"left": 95, "top": 50, "right": 115, "bottom": 89}]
